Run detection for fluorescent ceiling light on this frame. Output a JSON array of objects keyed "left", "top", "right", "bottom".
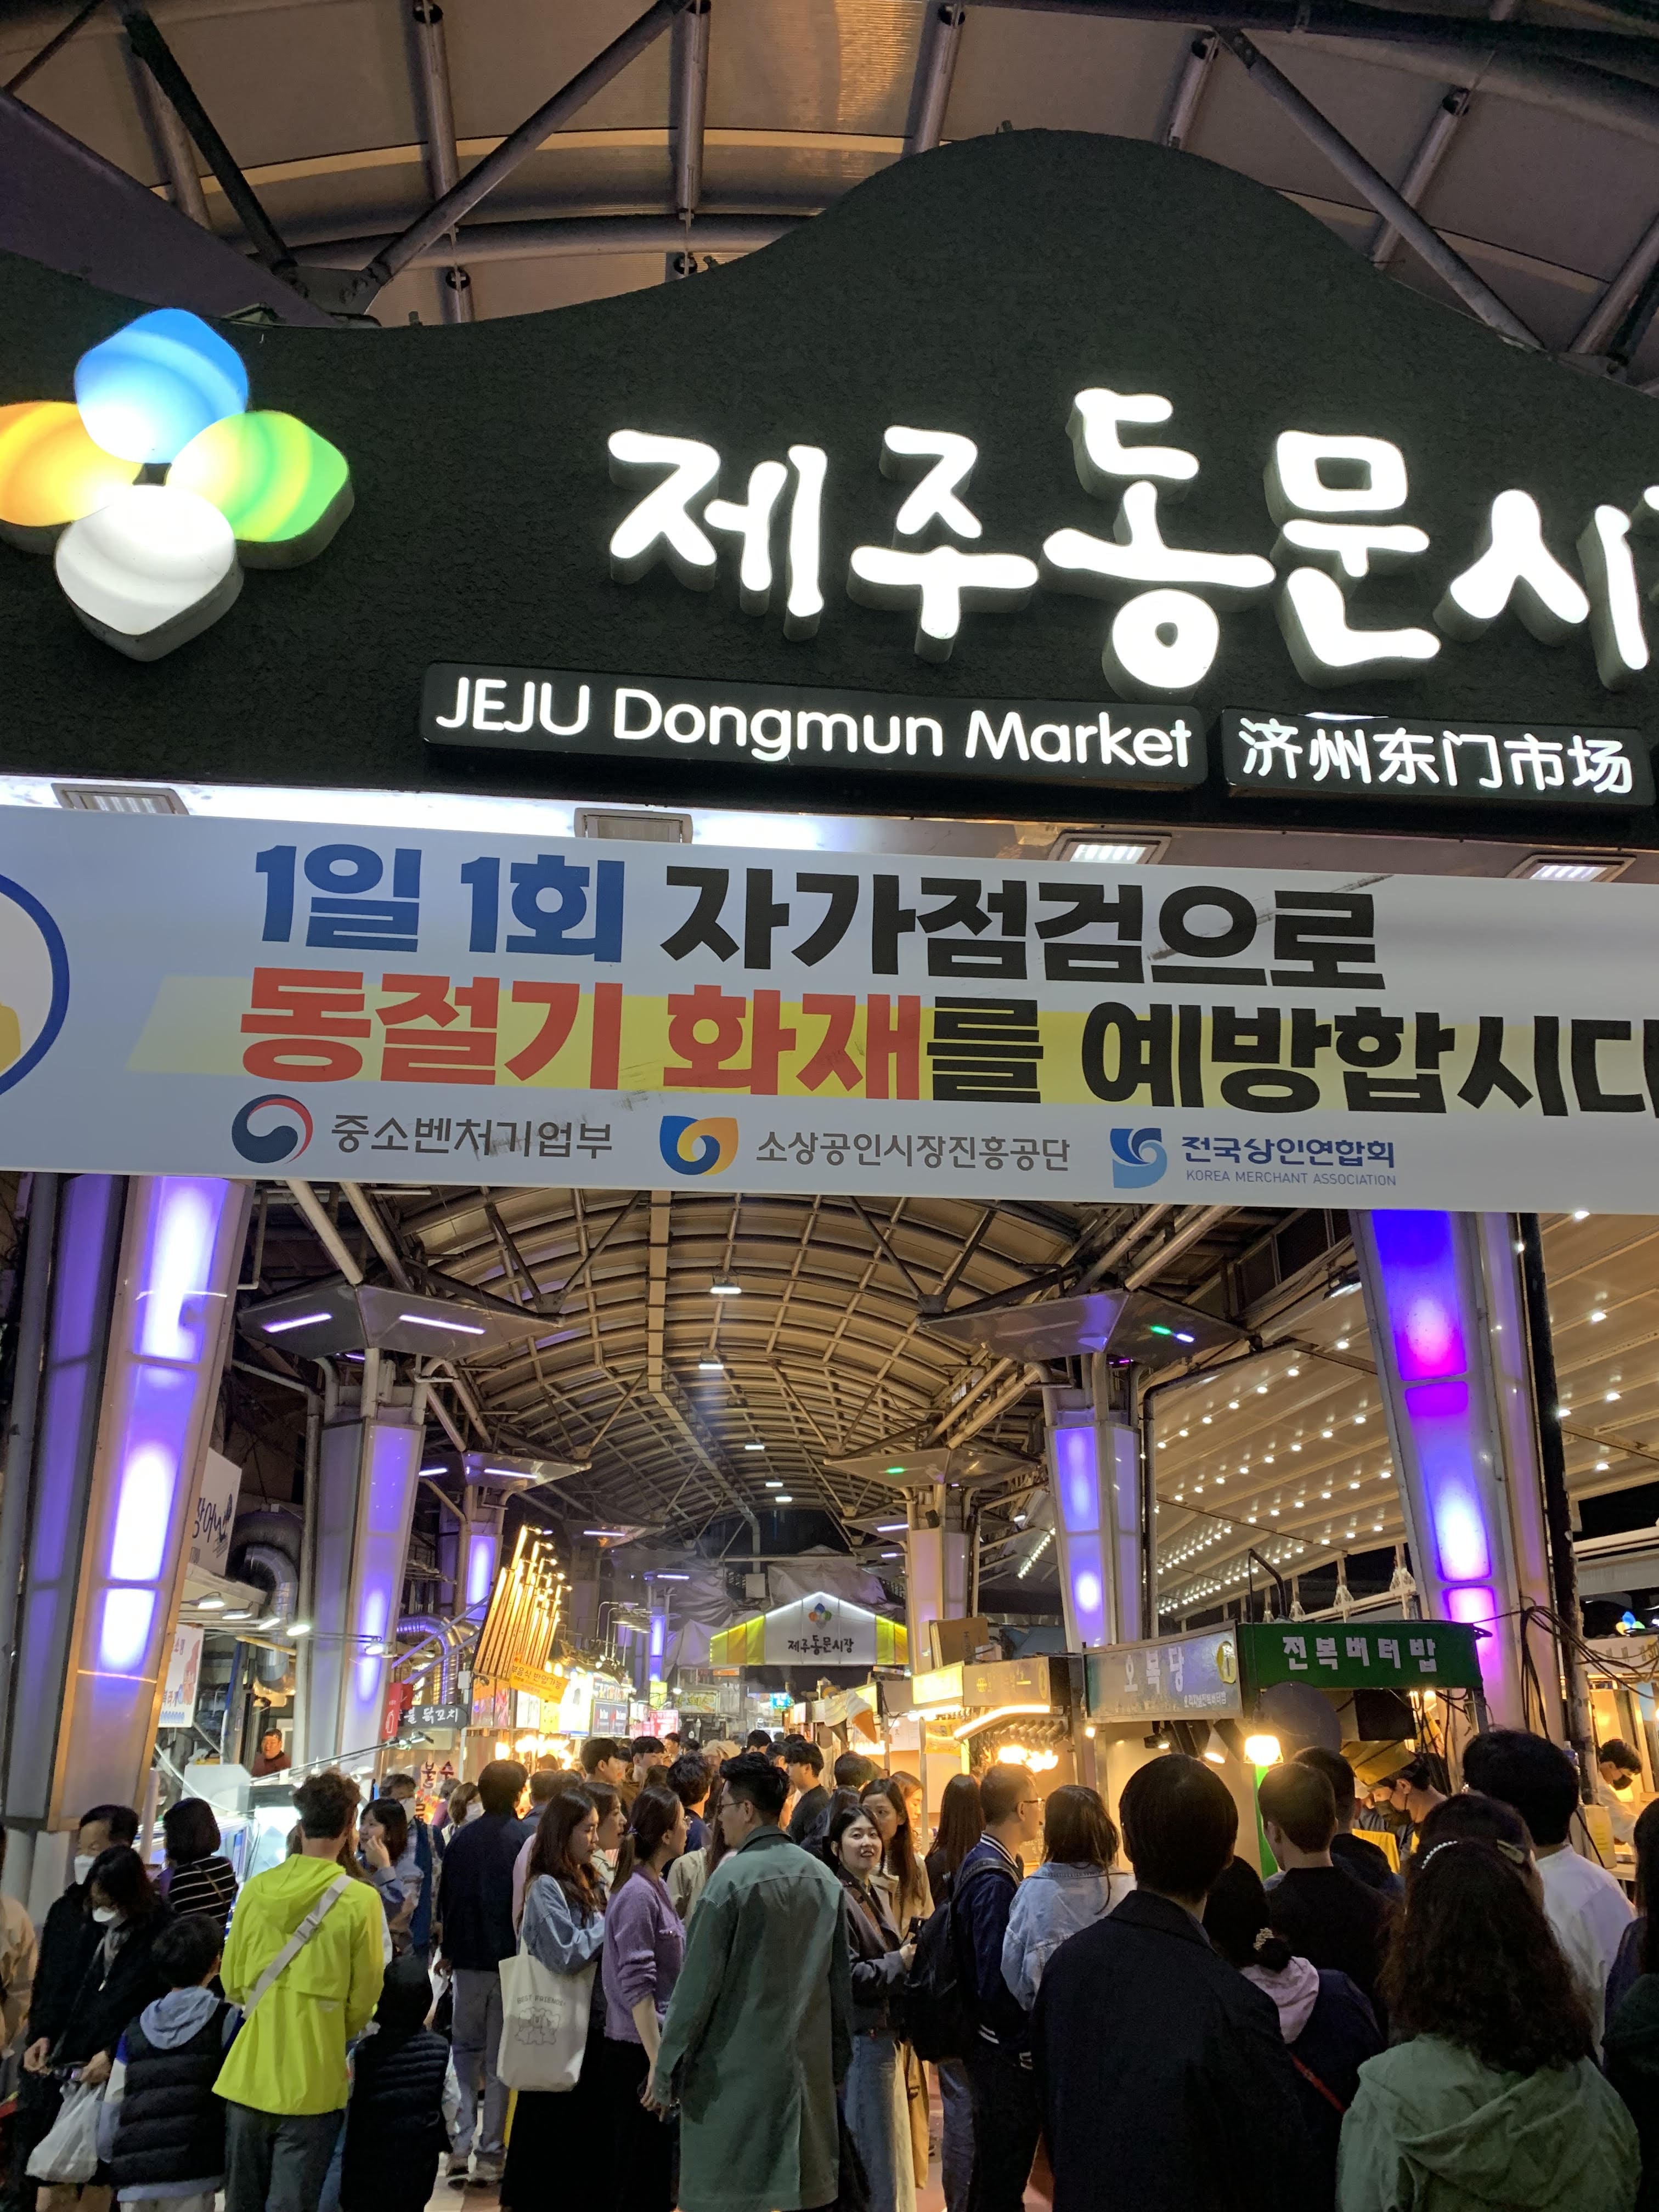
[
  {"left": 744, "top": 1441, "right": 765, "bottom": 1451},
  {"left": 710, "top": 1278, "right": 742, "bottom": 1297},
  {"left": 774, "top": 1493, "right": 794, "bottom": 1503},
  {"left": 698, "top": 1359, "right": 724, "bottom": 1371},
  {"left": 1510, "top": 852, "right": 1630, "bottom": 883},
  {"left": 53, "top": 781, "right": 186, "bottom": 814},
  {"left": 263, "top": 1311, "right": 330, "bottom": 1334},
  {"left": 876, "top": 1522, "right": 906, "bottom": 1533},
  {"left": 289, "top": 1621, "right": 311, "bottom": 1636},
  {"left": 397, "top": 1312, "right": 487, "bottom": 1335},
  {"left": 195, "top": 1596, "right": 225, "bottom": 1610},
  {"left": 1051, "top": 831, "right": 1169, "bottom": 865},
  {"left": 765, "top": 1479, "right": 783, "bottom": 1488}
]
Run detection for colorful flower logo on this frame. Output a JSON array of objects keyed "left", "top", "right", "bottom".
[
  {"left": 807, "top": 1599, "right": 833, "bottom": 1627},
  {"left": 0, "top": 308, "right": 352, "bottom": 661}
]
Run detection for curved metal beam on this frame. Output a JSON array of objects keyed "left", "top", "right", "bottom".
[{"left": 296, "top": 211, "right": 797, "bottom": 269}]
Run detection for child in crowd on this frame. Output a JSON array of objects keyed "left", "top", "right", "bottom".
[
  {"left": 99, "top": 1914, "right": 237, "bottom": 2212},
  {"left": 338, "top": 1951, "right": 451, "bottom": 2212}
]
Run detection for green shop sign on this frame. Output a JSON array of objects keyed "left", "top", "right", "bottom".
[{"left": 1237, "top": 1618, "right": 1482, "bottom": 1692}]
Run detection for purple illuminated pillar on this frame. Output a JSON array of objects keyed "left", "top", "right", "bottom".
[
  {"left": 1043, "top": 1387, "right": 1143, "bottom": 1650},
  {"left": 304, "top": 1396, "right": 422, "bottom": 1770},
  {"left": 38, "top": 1178, "right": 248, "bottom": 1825},
  {"left": 1355, "top": 1211, "right": 1556, "bottom": 1726}
]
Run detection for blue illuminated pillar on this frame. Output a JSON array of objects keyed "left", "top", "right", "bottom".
[{"left": 1355, "top": 1212, "right": 1560, "bottom": 1732}]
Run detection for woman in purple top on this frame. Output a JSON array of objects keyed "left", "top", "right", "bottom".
[{"left": 604, "top": 1783, "right": 687, "bottom": 2212}]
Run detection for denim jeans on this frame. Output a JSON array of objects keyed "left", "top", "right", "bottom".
[
  {"left": 844, "top": 2030, "right": 914, "bottom": 2212},
  {"left": 449, "top": 1965, "right": 508, "bottom": 2165},
  {"left": 937, "top": 2057, "right": 974, "bottom": 2212},
  {"left": 223, "top": 2102, "right": 342, "bottom": 2212}
]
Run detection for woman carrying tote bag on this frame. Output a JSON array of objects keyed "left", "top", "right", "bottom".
[{"left": 498, "top": 1790, "right": 609, "bottom": 2212}]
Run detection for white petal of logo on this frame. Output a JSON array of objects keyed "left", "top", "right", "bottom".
[
  {"left": 0, "top": 873, "right": 70, "bottom": 1096},
  {"left": 55, "top": 486, "right": 241, "bottom": 660}
]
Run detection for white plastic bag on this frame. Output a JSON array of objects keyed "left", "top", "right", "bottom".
[
  {"left": 27, "top": 2080, "right": 105, "bottom": 2185},
  {"left": 495, "top": 1951, "right": 594, "bottom": 2094}
]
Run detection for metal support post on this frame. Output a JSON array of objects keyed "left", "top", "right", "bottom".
[
  {"left": 357, "top": 0, "right": 686, "bottom": 306},
  {"left": 1219, "top": 33, "right": 1542, "bottom": 349},
  {"left": 408, "top": 1, "right": 473, "bottom": 323},
  {"left": 125, "top": 50, "right": 210, "bottom": 226},
  {"left": 1368, "top": 88, "right": 1469, "bottom": 270},
  {"left": 1571, "top": 208, "right": 1659, "bottom": 359},
  {"left": 117, "top": 6, "right": 292, "bottom": 271},
  {"left": 1517, "top": 1215, "right": 1596, "bottom": 1793},
  {"left": 902, "top": 4, "right": 966, "bottom": 157},
  {"left": 671, "top": 0, "right": 710, "bottom": 212},
  {"left": 1160, "top": 32, "right": 1216, "bottom": 150}
]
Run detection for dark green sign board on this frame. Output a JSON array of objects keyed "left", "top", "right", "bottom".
[{"left": 1239, "top": 1618, "right": 1481, "bottom": 1692}]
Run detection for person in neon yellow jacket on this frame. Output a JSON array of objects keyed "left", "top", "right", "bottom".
[{"left": 216, "top": 1771, "right": 386, "bottom": 2212}]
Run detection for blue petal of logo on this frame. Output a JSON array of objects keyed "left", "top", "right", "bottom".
[
  {"left": 0, "top": 872, "right": 70, "bottom": 1098},
  {"left": 1110, "top": 1126, "right": 1167, "bottom": 1189},
  {"left": 658, "top": 1114, "right": 738, "bottom": 1177},
  {"left": 232, "top": 1093, "right": 314, "bottom": 1163}
]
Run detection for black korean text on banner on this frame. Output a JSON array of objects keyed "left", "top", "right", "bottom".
[{"left": 14, "top": 810, "right": 1659, "bottom": 1208}]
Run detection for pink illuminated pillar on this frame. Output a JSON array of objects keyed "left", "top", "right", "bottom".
[{"left": 1355, "top": 1211, "right": 1559, "bottom": 1730}]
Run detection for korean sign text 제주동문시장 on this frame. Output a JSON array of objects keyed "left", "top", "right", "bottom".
[
  {"left": 13, "top": 809, "right": 1659, "bottom": 1209},
  {"left": 586, "top": 409, "right": 1657, "bottom": 699}
]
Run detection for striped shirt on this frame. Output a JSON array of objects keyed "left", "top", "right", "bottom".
[{"left": 163, "top": 1855, "right": 238, "bottom": 1932}]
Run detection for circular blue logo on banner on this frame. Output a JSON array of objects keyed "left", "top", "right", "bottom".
[
  {"left": 0, "top": 872, "right": 70, "bottom": 1098},
  {"left": 232, "top": 1093, "right": 314, "bottom": 1162}
]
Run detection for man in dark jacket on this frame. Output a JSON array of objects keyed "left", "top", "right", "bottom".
[
  {"left": 784, "top": 1739, "right": 828, "bottom": 1845},
  {"left": 1293, "top": 1747, "right": 1401, "bottom": 1895},
  {"left": 436, "top": 1758, "right": 527, "bottom": 2185},
  {"left": 957, "top": 1763, "right": 1043, "bottom": 2212},
  {"left": 1033, "top": 1756, "right": 1313, "bottom": 2212},
  {"left": 8, "top": 1804, "right": 138, "bottom": 2212},
  {"left": 1259, "top": 1763, "right": 1395, "bottom": 2016}
]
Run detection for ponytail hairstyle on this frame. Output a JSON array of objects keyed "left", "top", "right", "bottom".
[
  {"left": 612, "top": 1785, "right": 682, "bottom": 1892},
  {"left": 1201, "top": 1855, "right": 1292, "bottom": 1971}
]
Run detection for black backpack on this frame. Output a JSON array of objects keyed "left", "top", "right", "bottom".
[{"left": 903, "top": 1859, "right": 1002, "bottom": 2062}]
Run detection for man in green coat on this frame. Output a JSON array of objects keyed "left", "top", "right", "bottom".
[{"left": 654, "top": 1752, "right": 852, "bottom": 2212}]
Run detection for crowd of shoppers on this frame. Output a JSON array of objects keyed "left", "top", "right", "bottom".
[{"left": 12, "top": 1722, "right": 1659, "bottom": 2212}]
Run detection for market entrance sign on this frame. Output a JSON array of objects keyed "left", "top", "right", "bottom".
[
  {"left": 7, "top": 809, "right": 1659, "bottom": 1210},
  {"left": 2, "top": 132, "right": 1658, "bottom": 837}
]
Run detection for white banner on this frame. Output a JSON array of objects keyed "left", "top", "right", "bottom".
[
  {"left": 159, "top": 1623, "right": 205, "bottom": 1730},
  {"left": 1, "top": 808, "right": 1656, "bottom": 1210}
]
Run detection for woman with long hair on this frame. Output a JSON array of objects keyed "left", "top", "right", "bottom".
[
  {"left": 861, "top": 1778, "right": 933, "bottom": 2192},
  {"left": 889, "top": 1771, "right": 927, "bottom": 1856},
  {"left": 499, "top": 1787, "right": 610, "bottom": 2211},
  {"left": 586, "top": 1781, "right": 625, "bottom": 1895},
  {"left": 604, "top": 1785, "right": 687, "bottom": 2211},
  {"left": 47, "top": 1847, "right": 171, "bottom": 2087},
  {"left": 1001, "top": 1784, "right": 1131, "bottom": 2011},
  {"left": 821, "top": 1801, "right": 916, "bottom": 2212},
  {"left": 923, "top": 1773, "right": 984, "bottom": 1909},
  {"left": 861, "top": 1778, "right": 934, "bottom": 1928},
  {"left": 159, "top": 1798, "right": 237, "bottom": 1934},
  {"left": 1338, "top": 1838, "right": 1638, "bottom": 2211},
  {"left": 1204, "top": 1857, "right": 1380, "bottom": 2212},
  {"left": 359, "top": 1796, "right": 421, "bottom": 1953}
]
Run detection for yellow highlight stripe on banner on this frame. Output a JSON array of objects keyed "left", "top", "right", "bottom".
[{"left": 123, "top": 978, "right": 1627, "bottom": 1120}]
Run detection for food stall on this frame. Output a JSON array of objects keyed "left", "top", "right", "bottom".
[{"left": 1085, "top": 1619, "right": 1483, "bottom": 1869}]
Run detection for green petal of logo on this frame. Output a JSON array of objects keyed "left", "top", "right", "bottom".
[{"left": 0, "top": 308, "right": 352, "bottom": 661}]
